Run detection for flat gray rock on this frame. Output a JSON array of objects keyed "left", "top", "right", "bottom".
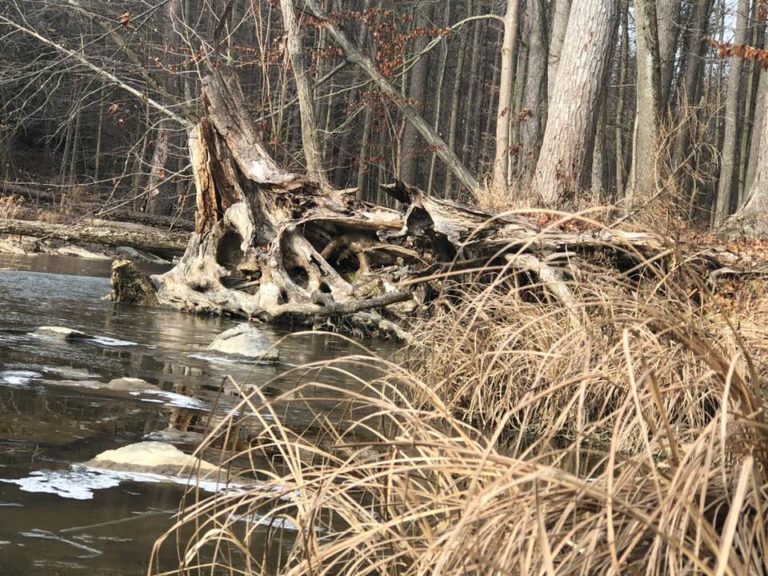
[
  {"left": 208, "top": 324, "right": 279, "bottom": 362},
  {"left": 34, "top": 326, "right": 91, "bottom": 340}
]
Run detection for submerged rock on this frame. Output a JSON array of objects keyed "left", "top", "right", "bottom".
[
  {"left": 144, "top": 428, "right": 206, "bottom": 446},
  {"left": 208, "top": 324, "right": 279, "bottom": 362},
  {"left": 34, "top": 326, "right": 91, "bottom": 340},
  {"left": 86, "top": 441, "right": 218, "bottom": 476}
]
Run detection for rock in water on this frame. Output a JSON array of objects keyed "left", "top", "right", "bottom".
[
  {"left": 34, "top": 326, "right": 91, "bottom": 340},
  {"left": 106, "top": 259, "right": 158, "bottom": 306},
  {"left": 86, "top": 441, "right": 217, "bottom": 476},
  {"left": 208, "top": 324, "right": 279, "bottom": 362},
  {"left": 105, "top": 377, "right": 157, "bottom": 392}
]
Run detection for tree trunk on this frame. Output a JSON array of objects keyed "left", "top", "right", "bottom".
[
  {"left": 146, "top": 124, "right": 173, "bottom": 215},
  {"left": 658, "top": 0, "right": 683, "bottom": 107},
  {"left": 492, "top": 0, "right": 521, "bottom": 192},
  {"left": 727, "top": 80, "right": 768, "bottom": 235},
  {"left": 532, "top": 0, "right": 618, "bottom": 206},
  {"left": 547, "top": 0, "right": 572, "bottom": 105},
  {"left": 279, "top": 0, "right": 330, "bottom": 188},
  {"left": 517, "top": 0, "right": 548, "bottom": 186},
  {"left": 615, "top": 0, "right": 630, "bottom": 198},
  {"left": 713, "top": 0, "right": 750, "bottom": 226},
  {"left": 746, "top": 43, "right": 767, "bottom": 194},
  {"left": 445, "top": 5, "right": 470, "bottom": 199},
  {"left": 0, "top": 219, "right": 188, "bottom": 253},
  {"left": 627, "top": 0, "right": 664, "bottom": 208},
  {"left": 427, "top": 1, "right": 452, "bottom": 195},
  {"left": 674, "top": 0, "right": 714, "bottom": 169},
  {"left": 400, "top": 3, "right": 432, "bottom": 187}
]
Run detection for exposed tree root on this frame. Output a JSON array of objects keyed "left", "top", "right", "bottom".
[{"left": 108, "top": 67, "right": 768, "bottom": 339}]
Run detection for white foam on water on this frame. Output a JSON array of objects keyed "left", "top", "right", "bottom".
[
  {"left": 188, "top": 352, "right": 275, "bottom": 366},
  {"left": 87, "top": 336, "right": 137, "bottom": 347},
  {"left": 0, "top": 370, "right": 42, "bottom": 387},
  {"left": 0, "top": 466, "right": 244, "bottom": 501},
  {"left": 139, "top": 390, "right": 208, "bottom": 410},
  {"left": 0, "top": 469, "right": 122, "bottom": 500}
]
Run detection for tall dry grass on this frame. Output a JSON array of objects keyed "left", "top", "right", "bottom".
[{"left": 150, "top": 217, "right": 768, "bottom": 575}]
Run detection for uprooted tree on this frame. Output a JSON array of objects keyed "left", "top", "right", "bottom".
[{"left": 109, "top": 66, "right": 766, "bottom": 339}]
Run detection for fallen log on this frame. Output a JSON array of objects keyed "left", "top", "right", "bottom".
[
  {"left": 106, "top": 67, "right": 767, "bottom": 339},
  {"left": 0, "top": 219, "right": 188, "bottom": 254},
  {"left": 1, "top": 181, "right": 195, "bottom": 231}
]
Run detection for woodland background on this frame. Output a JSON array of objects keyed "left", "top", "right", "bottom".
[{"left": 0, "top": 0, "right": 766, "bottom": 231}]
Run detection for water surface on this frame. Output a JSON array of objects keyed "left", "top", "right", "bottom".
[{"left": 0, "top": 254, "right": 391, "bottom": 575}]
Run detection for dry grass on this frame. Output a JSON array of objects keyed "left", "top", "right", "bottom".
[
  {"left": 0, "top": 194, "right": 23, "bottom": 219},
  {"left": 150, "top": 219, "right": 768, "bottom": 575}
]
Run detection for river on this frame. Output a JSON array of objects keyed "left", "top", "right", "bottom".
[{"left": 0, "top": 254, "right": 392, "bottom": 575}]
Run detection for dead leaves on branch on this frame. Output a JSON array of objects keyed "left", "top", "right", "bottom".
[{"left": 706, "top": 38, "right": 768, "bottom": 68}]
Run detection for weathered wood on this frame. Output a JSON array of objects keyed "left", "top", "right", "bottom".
[
  {"left": 131, "top": 67, "right": 765, "bottom": 340},
  {"left": 0, "top": 219, "right": 188, "bottom": 253}
]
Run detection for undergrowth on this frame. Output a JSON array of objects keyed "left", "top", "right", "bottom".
[{"left": 150, "top": 214, "right": 768, "bottom": 575}]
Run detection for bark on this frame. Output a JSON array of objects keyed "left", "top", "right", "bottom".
[
  {"left": 713, "top": 0, "right": 750, "bottom": 226},
  {"left": 727, "top": 73, "right": 768, "bottom": 235},
  {"left": 445, "top": 9, "right": 470, "bottom": 199},
  {"left": 592, "top": 94, "right": 607, "bottom": 200},
  {"left": 428, "top": 1, "right": 452, "bottom": 195},
  {"left": 400, "top": 3, "right": 432, "bottom": 187},
  {"left": 146, "top": 124, "right": 173, "bottom": 216},
  {"left": 615, "top": 0, "right": 630, "bottom": 198},
  {"left": 673, "top": 0, "right": 714, "bottom": 169},
  {"left": 547, "top": 0, "right": 572, "bottom": 104},
  {"left": 462, "top": 18, "right": 485, "bottom": 175},
  {"left": 658, "top": 0, "right": 683, "bottom": 107},
  {"left": 532, "top": 0, "right": 618, "bottom": 206},
  {"left": 492, "top": 0, "right": 521, "bottom": 191},
  {"left": 301, "top": 0, "right": 479, "bottom": 196},
  {"left": 746, "top": 53, "right": 767, "bottom": 193},
  {"left": 738, "top": 1, "right": 764, "bottom": 206},
  {"left": 280, "top": 0, "right": 330, "bottom": 188},
  {"left": 627, "top": 0, "right": 664, "bottom": 208},
  {"left": 517, "top": 0, "right": 548, "bottom": 186}
]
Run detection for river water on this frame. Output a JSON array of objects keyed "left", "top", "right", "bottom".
[{"left": 0, "top": 254, "right": 390, "bottom": 575}]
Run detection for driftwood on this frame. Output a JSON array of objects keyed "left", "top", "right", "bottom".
[{"left": 106, "top": 67, "right": 765, "bottom": 339}]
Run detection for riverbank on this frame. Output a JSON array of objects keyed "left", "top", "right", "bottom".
[{"left": 150, "top": 236, "right": 768, "bottom": 575}]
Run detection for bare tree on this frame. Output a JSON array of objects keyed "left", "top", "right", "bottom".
[
  {"left": 713, "top": 0, "right": 750, "bottom": 226},
  {"left": 532, "top": 0, "right": 618, "bottom": 206},
  {"left": 280, "top": 0, "right": 329, "bottom": 188},
  {"left": 492, "top": 0, "right": 521, "bottom": 192},
  {"left": 627, "top": 0, "right": 663, "bottom": 207}
]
